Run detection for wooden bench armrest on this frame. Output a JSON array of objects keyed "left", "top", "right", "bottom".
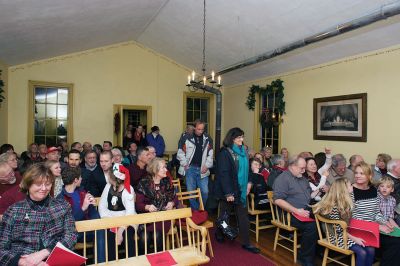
[
  {"left": 248, "top": 193, "right": 255, "bottom": 211},
  {"left": 185, "top": 217, "right": 207, "bottom": 232},
  {"left": 185, "top": 217, "right": 208, "bottom": 256}
]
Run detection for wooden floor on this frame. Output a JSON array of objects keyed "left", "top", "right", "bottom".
[
  {"left": 209, "top": 211, "right": 305, "bottom": 266},
  {"left": 249, "top": 227, "right": 301, "bottom": 266}
]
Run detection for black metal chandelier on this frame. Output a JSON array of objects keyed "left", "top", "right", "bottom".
[{"left": 186, "top": 0, "right": 222, "bottom": 92}]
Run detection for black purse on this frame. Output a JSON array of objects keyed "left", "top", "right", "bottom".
[{"left": 216, "top": 210, "right": 238, "bottom": 241}]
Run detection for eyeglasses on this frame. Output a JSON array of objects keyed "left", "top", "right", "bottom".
[{"left": 33, "top": 182, "right": 52, "bottom": 189}]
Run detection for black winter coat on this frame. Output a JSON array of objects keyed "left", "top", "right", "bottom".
[{"left": 215, "top": 147, "right": 244, "bottom": 205}]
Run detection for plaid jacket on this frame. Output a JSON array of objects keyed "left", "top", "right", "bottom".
[{"left": 0, "top": 196, "right": 77, "bottom": 265}]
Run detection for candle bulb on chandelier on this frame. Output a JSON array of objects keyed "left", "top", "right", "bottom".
[
  {"left": 203, "top": 76, "right": 206, "bottom": 86},
  {"left": 187, "top": 75, "right": 191, "bottom": 84},
  {"left": 191, "top": 71, "right": 195, "bottom": 81},
  {"left": 211, "top": 71, "right": 215, "bottom": 81},
  {"left": 218, "top": 75, "right": 221, "bottom": 85}
]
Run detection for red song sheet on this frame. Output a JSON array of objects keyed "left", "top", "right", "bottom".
[
  {"left": 46, "top": 242, "right": 87, "bottom": 266},
  {"left": 146, "top": 251, "right": 177, "bottom": 266},
  {"left": 348, "top": 219, "right": 380, "bottom": 248},
  {"left": 292, "top": 212, "right": 315, "bottom": 222}
]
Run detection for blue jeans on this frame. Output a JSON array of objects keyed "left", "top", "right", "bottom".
[
  {"left": 77, "top": 208, "right": 106, "bottom": 263},
  {"left": 350, "top": 244, "right": 375, "bottom": 266},
  {"left": 77, "top": 229, "right": 106, "bottom": 263},
  {"left": 185, "top": 166, "right": 209, "bottom": 210}
]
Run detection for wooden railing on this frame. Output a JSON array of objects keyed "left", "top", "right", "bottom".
[{"left": 75, "top": 208, "right": 209, "bottom": 265}]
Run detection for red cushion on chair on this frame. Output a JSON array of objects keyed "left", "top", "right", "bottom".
[{"left": 181, "top": 210, "right": 209, "bottom": 225}]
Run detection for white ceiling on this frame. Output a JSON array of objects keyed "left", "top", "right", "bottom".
[{"left": 1, "top": 0, "right": 400, "bottom": 85}]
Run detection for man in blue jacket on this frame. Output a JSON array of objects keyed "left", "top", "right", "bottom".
[{"left": 145, "top": 126, "right": 165, "bottom": 157}]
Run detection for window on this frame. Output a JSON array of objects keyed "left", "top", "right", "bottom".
[
  {"left": 183, "top": 92, "right": 214, "bottom": 135},
  {"left": 28, "top": 81, "right": 73, "bottom": 146},
  {"left": 260, "top": 93, "right": 281, "bottom": 154},
  {"left": 127, "top": 111, "right": 141, "bottom": 127}
]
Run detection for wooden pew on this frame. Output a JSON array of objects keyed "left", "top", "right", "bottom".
[{"left": 75, "top": 208, "right": 210, "bottom": 265}]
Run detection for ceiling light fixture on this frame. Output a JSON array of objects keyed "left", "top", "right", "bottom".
[{"left": 186, "top": 0, "right": 222, "bottom": 91}]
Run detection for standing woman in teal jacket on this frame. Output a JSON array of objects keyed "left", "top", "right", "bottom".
[{"left": 214, "top": 127, "right": 260, "bottom": 254}]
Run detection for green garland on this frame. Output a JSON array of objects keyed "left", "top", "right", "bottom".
[
  {"left": 245, "top": 79, "right": 285, "bottom": 128},
  {"left": 0, "top": 70, "right": 4, "bottom": 104},
  {"left": 246, "top": 79, "right": 285, "bottom": 113}
]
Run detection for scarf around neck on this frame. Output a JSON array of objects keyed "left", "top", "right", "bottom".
[{"left": 231, "top": 144, "right": 249, "bottom": 206}]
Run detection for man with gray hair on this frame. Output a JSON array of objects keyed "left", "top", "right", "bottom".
[
  {"left": 348, "top": 154, "right": 364, "bottom": 172},
  {"left": 273, "top": 155, "right": 317, "bottom": 266},
  {"left": 384, "top": 159, "right": 400, "bottom": 204},
  {"left": 0, "top": 161, "right": 22, "bottom": 197},
  {"left": 326, "top": 154, "right": 354, "bottom": 185},
  {"left": 266, "top": 154, "right": 287, "bottom": 189}
]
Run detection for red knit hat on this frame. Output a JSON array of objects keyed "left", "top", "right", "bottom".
[{"left": 112, "top": 163, "right": 133, "bottom": 199}]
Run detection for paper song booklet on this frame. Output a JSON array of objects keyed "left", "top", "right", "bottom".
[
  {"left": 46, "top": 242, "right": 87, "bottom": 266},
  {"left": 146, "top": 251, "right": 177, "bottom": 266}
]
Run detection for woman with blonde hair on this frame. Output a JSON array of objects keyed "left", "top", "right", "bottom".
[
  {"left": 136, "top": 157, "right": 177, "bottom": 253},
  {"left": 44, "top": 160, "right": 63, "bottom": 197},
  {"left": 314, "top": 177, "right": 374, "bottom": 266},
  {"left": 349, "top": 162, "right": 393, "bottom": 266},
  {"left": 313, "top": 178, "right": 353, "bottom": 223}
]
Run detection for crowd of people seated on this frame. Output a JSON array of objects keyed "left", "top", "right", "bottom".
[
  {"left": 1, "top": 123, "right": 400, "bottom": 266},
  {"left": 246, "top": 146, "right": 400, "bottom": 266}
]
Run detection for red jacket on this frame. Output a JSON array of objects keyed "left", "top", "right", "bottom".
[{"left": 0, "top": 184, "right": 25, "bottom": 214}]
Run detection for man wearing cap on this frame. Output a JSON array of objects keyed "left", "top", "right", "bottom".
[
  {"left": 46, "top": 147, "right": 59, "bottom": 161},
  {"left": 145, "top": 126, "right": 165, "bottom": 158},
  {"left": 46, "top": 146, "right": 67, "bottom": 170}
]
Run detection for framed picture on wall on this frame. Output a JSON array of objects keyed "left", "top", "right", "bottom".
[{"left": 313, "top": 93, "right": 367, "bottom": 142}]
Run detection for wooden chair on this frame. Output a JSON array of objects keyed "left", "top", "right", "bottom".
[
  {"left": 177, "top": 189, "right": 214, "bottom": 257},
  {"left": 75, "top": 208, "right": 209, "bottom": 265},
  {"left": 172, "top": 178, "right": 182, "bottom": 194},
  {"left": 314, "top": 214, "right": 355, "bottom": 266},
  {"left": 247, "top": 193, "right": 275, "bottom": 242},
  {"left": 267, "top": 191, "right": 299, "bottom": 263}
]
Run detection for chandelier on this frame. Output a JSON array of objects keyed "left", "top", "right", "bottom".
[{"left": 186, "top": 0, "right": 222, "bottom": 91}]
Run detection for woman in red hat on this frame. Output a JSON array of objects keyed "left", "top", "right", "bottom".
[{"left": 98, "top": 163, "right": 136, "bottom": 261}]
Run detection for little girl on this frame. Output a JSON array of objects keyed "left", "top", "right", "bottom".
[{"left": 313, "top": 178, "right": 374, "bottom": 266}]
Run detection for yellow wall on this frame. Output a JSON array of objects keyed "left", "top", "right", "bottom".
[
  {"left": 224, "top": 45, "right": 400, "bottom": 163},
  {"left": 7, "top": 41, "right": 192, "bottom": 153},
  {"left": 0, "top": 59, "right": 8, "bottom": 144}
]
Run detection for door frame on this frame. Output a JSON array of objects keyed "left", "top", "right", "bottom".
[{"left": 113, "top": 104, "right": 152, "bottom": 147}]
